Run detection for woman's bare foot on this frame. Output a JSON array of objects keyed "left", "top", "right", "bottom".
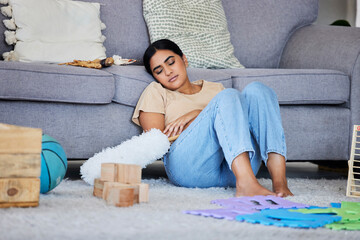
[
  {"left": 272, "top": 180, "right": 293, "bottom": 197},
  {"left": 232, "top": 152, "right": 275, "bottom": 197},
  {"left": 236, "top": 180, "right": 275, "bottom": 197},
  {"left": 267, "top": 153, "right": 293, "bottom": 197}
]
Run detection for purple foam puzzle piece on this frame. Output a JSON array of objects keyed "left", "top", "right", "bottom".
[
  {"left": 211, "top": 195, "right": 309, "bottom": 210},
  {"left": 185, "top": 208, "right": 257, "bottom": 220}
]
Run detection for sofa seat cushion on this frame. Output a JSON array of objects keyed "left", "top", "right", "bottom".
[
  {"left": 220, "top": 68, "right": 350, "bottom": 105},
  {"left": 104, "top": 66, "right": 232, "bottom": 107},
  {"left": 0, "top": 61, "right": 115, "bottom": 104}
]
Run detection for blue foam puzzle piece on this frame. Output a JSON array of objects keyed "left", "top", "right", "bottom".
[
  {"left": 236, "top": 209, "right": 342, "bottom": 229},
  {"left": 331, "top": 203, "right": 341, "bottom": 208}
]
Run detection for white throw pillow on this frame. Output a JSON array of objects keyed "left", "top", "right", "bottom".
[{"left": 1, "top": 0, "right": 106, "bottom": 63}]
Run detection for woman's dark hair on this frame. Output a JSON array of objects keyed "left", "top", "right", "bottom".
[{"left": 143, "top": 39, "right": 183, "bottom": 76}]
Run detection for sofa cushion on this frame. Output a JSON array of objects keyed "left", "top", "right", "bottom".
[
  {"left": 0, "top": 61, "right": 115, "bottom": 104},
  {"left": 222, "top": 0, "right": 318, "bottom": 68},
  {"left": 104, "top": 66, "right": 232, "bottom": 107},
  {"left": 220, "top": 68, "right": 349, "bottom": 105}
]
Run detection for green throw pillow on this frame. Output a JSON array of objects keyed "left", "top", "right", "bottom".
[{"left": 143, "top": 0, "right": 244, "bottom": 69}]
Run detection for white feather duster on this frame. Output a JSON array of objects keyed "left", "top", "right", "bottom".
[
  {"left": 0, "top": 0, "right": 9, "bottom": 5},
  {"left": 80, "top": 129, "right": 171, "bottom": 185}
]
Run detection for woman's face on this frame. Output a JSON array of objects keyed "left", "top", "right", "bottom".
[{"left": 149, "top": 49, "right": 189, "bottom": 91}]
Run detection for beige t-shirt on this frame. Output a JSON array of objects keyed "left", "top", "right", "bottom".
[{"left": 132, "top": 80, "right": 225, "bottom": 126}]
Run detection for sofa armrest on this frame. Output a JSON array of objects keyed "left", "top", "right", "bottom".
[{"left": 280, "top": 24, "right": 360, "bottom": 128}]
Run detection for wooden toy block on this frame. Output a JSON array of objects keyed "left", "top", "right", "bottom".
[
  {"left": 120, "top": 164, "right": 142, "bottom": 184},
  {"left": 0, "top": 123, "right": 42, "bottom": 154},
  {"left": 93, "top": 178, "right": 107, "bottom": 198},
  {"left": 137, "top": 183, "right": 149, "bottom": 203},
  {"left": 100, "top": 163, "right": 118, "bottom": 182},
  {"left": 0, "top": 178, "right": 40, "bottom": 208},
  {"left": 102, "top": 182, "right": 139, "bottom": 203},
  {"left": 0, "top": 154, "right": 41, "bottom": 178},
  {"left": 102, "top": 182, "right": 149, "bottom": 203},
  {"left": 347, "top": 125, "right": 360, "bottom": 198},
  {"left": 106, "top": 187, "right": 134, "bottom": 207},
  {"left": 101, "top": 163, "right": 141, "bottom": 184}
]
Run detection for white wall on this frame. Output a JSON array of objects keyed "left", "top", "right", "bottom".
[{"left": 316, "top": 0, "right": 357, "bottom": 27}]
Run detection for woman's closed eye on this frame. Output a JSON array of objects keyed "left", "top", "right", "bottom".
[
  {"left": 155, "top": 60, "right": 175, "bottom": 75},
  {"left": 155, "top": 68, "right": 163, "bottom": 75}
]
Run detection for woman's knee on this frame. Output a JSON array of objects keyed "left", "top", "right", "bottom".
[
  {"left": 213, "top": 88, "right": 241, "bottom": 105},
  {"left": 242, "top": 82, "right": 277, "bottom": 101}
]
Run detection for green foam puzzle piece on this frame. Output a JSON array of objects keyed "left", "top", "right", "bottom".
[
  {"left": 292, "top": 202, "right": 360, "bottom": 230},
  {"left": 294, "top": 202, "right": 360, "bottom": 222},
  {"left": 326, "top": 222, "right": 360, "bottom": 231}
]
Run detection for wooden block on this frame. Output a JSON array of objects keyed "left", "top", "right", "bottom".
[
  {"left": 119, "top": 164, "right": 142, "bottom": 184},
  {"left": 101, "top": 163, "right": 142, "bottom": 184},
  {"left": 0, "top": 123, "right": 42, "bottom": 154},
  {"left": 93, "top": 178, "right": 107, "bottom": 198},
  {"left": 0, "top": 178, "right": 40, "bottom": 208},
  {"left": 102, "top": 182, "right": 138, "bottom": 202},
  {"left": 0, "top": 154, "right": 41, "bottom": 178},
  {"left": 100, "top": 163, "right": 118, "bottom": 182},
  {"left": 0, "top": 201, "right": 39, "bottom": 208},
  {"left": 106, "top": 187, "right": 134, "bottom": 207},
  {"left": 137, "top": 183, "right": 149, "bottom": 203}
]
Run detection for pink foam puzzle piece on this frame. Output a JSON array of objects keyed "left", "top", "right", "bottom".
[
  {"left": 185, "top": 208, "right": 257, "bottom": 220},
  {"left": 211, "top": 195, "right": 309, "bottom": 210}
]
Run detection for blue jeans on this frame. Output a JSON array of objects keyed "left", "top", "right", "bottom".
[{"left": 163, "top": 82, "right": 286, "bottom": 188}]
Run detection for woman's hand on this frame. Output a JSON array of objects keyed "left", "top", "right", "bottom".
[{"left": 163, "top": 110, "right": 201, "bottom": 137}]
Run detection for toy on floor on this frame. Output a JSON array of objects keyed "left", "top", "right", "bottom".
[
  {"left": 235, "top": 208, "right": 342, "bottom": 229},
  {"left": 185, "top": 208, "right": 257, "bottom": 220},
  {"left": 0, "top": 123, "right": 42, "bottom": 208},
  {"left": 80, "top": 129, "right": 179, "bottom": 185},
  {"left": 346, "top": 125, "right": 360, "bottom": 198},
  {"left": 185, "top": 196, "right": 309, "bottom": 220},
  {"left": 211, "top": 195, "right": 309, "bottom": 210},
  {"left": 294, "top": 201, "right": 360, "bottom": 230},
  {"left": 40, "top": 134, "right": 67, "bottom": 193},
  {"left": 93, "top": 163, "right": 149, "bottom": 207}
]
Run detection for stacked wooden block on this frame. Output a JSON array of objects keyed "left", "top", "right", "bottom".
[
  {"left": 0, "top": 123, "right": 42, "bottom": 208},
  {"left": 93, "top": 163, "right": 149, "bottom": 207}
]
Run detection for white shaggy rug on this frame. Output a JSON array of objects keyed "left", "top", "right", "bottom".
[{"left": 0, "top": 178, "right": 359, "bottom": 240}]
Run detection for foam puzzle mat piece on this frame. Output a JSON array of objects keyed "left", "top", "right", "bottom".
[
  {"left": 326, "top": 222, "right": 360, "bottom": 231},
  {"left": 331, "top": 203, "right": 341, "bottom": 208},
  {"left": 211, "top": 195, "right": 309, "bottom": 210},
  {"left": 341, "top": 201, "right": 360, "bottom": 209},
  {"left": 236, "top": 209, "right": 342, "bottom": 229},
  {"left": 294, "top": 206, "right": 360, "bottom": 222},
  {"left": 184, "top": 208, "right": 257, "bottom": 220}
]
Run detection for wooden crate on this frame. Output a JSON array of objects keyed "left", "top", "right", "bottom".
[
  {"left": 346, "top": 125, "right": 360, "bottom": 198},
  {"left": 0, "top": 123, "right": 42, "bottom": 208}
]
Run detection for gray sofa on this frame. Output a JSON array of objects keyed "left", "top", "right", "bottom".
[{"left": 0, "top": 0, "right": 359, "bottom": 163}]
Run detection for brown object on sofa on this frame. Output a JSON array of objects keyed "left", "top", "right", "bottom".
[{"left": 59, "top": 57, "right": 114, "bottom": 69}]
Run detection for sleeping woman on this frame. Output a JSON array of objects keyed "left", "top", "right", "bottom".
[{"left": 132, "top": 39, "right": 293, "bottom": 197}]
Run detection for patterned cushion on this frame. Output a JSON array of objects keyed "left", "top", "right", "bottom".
[{"left": 143, "top": 0, "right": 244, "bottom": 69}]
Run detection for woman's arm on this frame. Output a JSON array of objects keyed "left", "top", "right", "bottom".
[
  {"left": 163, "top": 110, "right": 201, "bottom": 137},
  {"left": 139, "top": 111, "right": 165, "bottom": 132}
]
